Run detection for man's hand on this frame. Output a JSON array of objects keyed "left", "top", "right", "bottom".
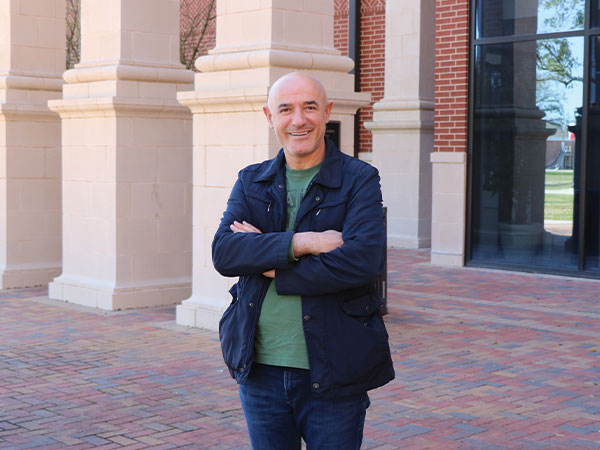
[
  {"left": 230, "top": 221, "right": 262, "bottom": 234},
  {"left": 292, "top": 230, "right": 343, "bottom": 257},
  {"left": 230, "top": 221, "right": 274, "bottom": 278}
]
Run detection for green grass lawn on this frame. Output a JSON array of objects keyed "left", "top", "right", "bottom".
[
  {"left": 545, "top": 170, "right": 573, "bottom": 190},
  {"left": 544, "top": 193, "right": 574, "bottom": 220},
  {"left": 545, "top": 170, "right": 573, "bottom": 221}
]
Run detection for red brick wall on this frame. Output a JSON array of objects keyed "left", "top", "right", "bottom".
[
  {"left": 334, "top": 0, "right": 385, "bottom": 155},
  {"left": 180, "top": 0, "right": 217, "bottom": 70},
  {"left": 334, "top": 0, "right": 350, "bottom": 57},
  {"left": 434, "top": 0, "right": 470, "bottom": 152},
  {"left": 358, "top": 0, "right": 385, "bottom": 154}
]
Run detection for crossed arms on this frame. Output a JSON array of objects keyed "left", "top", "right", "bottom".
[
  {"left": 229, "top": 220, "right": 343, "bottom": 278},
  {"left": 212, "top": 169, "right": 385, "bottom": 296}
]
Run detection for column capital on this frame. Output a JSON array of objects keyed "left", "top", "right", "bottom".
[
  {"left": 372, "top": 99, "right": 435, "bottom": 112},
  {"left": 48, "top": 96, "right": 191, "bottom": 119},
  {"left": 0, "top": 74, "right": 63, "bottom": 92},
  {"left": 62, "top": 63, "right": 194, "bottom": 85},
  {"left": 366, "top": 99, "right": 434, "bottom": 133},
  {"left": 177, "top": 87, "right": 369, "bottom": 115},
  {"left": 196, "top": 48, "right": 354, "bottom": 73}
]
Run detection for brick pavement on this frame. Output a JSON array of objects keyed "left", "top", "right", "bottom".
[{"left": 0, "top": 249, "right": 599, "bottom": 449}]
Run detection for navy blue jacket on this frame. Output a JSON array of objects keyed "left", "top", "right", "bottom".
[{"left": 212, "top": 139, "right": 395, "bottom": 397}]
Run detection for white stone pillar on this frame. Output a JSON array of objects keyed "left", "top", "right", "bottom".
[
  {"left": 48, "top": 0, "right": 194, "bottom": 310},
  {"left": 0, "top": 0, "right": 64, "bottom": 288},
  {"left": 365, "top": 0, "right": 435, "bottom": 248},
  {"left": 176, "top": 0, "right": 369, "bottom": 330},
  {"left": 430, "top": 152, "right": 466, "bottom": 266}
]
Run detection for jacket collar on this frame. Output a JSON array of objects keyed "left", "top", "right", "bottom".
[{"left": 254, "top": 138, "right": 343, "bottom": 188}]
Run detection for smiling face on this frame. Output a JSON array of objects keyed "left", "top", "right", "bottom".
[{"left": 263, "top": 73, "right": 333, "bottom": 169}]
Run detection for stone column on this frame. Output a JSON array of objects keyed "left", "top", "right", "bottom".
[
  {"left": 365, "top": 0, "right": 435, "bottom": 248},
  {"left": 430, "top": 152, "right": 466, "bottom": 266},
  {"left": 48, "top": 0, "right": 194, "bottom": 310},
  {"left": 0, "top": 0, "right": 64, "bottom": 288},
  {"left": 176, "top": 0, "right": 369, "bottom": 330}
]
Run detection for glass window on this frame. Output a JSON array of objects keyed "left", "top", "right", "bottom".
[
  {"left": 593, "top": 0, "right": 600, "bottom": 27},
  {"left": 585, "top": 36, "right": 600, "bottom": 270},
  {"left": 471, "top": 37, "right": 584, "bottom": 269},
  {"left": 476, "top": 0, "right": 585, "bottom": 38}
]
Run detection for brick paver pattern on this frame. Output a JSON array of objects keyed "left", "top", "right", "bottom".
[{"left": 0, "top": 249, "right": 599, "bottom": 449}]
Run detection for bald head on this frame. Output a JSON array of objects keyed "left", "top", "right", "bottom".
[{"left": 267, "top": 72, "right": 329, "bottom": 112}]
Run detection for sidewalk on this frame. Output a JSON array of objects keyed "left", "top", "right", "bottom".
[{"left": 1, "top": 249, "right": 599, "bottom": 449}]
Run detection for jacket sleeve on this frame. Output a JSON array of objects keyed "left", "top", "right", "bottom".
[
  {"left": 212, "top": 175, "right": 295, "bottom": 277},
  {"left": 274, "top": 168, "right": 385, "bottom": 296}
]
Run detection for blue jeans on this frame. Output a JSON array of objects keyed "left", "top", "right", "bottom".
[{"left": 239, "top": 363, "right": 370, "bottom": 450}]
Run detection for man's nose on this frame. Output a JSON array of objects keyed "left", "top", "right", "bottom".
[{"left": 291, "top": 108, "right": 306, "bottom": 126}]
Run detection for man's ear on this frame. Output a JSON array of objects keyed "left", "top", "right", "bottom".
[
  {"left": 324, "top": 101, "right": 333, "bottom": 122},
  {"left": 263, "top": 106, "right": 274, "bottom": 128}
]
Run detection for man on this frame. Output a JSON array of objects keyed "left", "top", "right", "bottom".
[{"left": 212, "top": 72, "right": 394, "bottom": 449}]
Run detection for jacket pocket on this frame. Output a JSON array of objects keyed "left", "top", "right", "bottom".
[
  {"left": 310, "top": 197, "right": 346, "bottom": 232},
  {"left": 246, "top": 191, "right": 275, "bottom": 232},
  {"left": 340, "top": 294, "right": 384, "bottom": 320},
  {"left": 326, "top": 294, "right": 390, "bottom": 388},
  {"left": 218, "top": 276, "right": 260, "bottom": 377},
  {"left": 227, "top": 282, "right": 238, "bottom": 305},
  {"left": 219, "top": 280, "right": 250, "bottom": 373},
  {"left": 219, "top": 283, "right": 240, "bottom": 369}
]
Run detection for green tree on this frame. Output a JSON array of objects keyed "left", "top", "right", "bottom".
[
  {"left": 540, "top": 0, "right": 585, "bottom": 30},
  {"left": 536, "top": 1, "right": 585, "bottom": 125},
  {"left": 537, "top": 39, "right": 583, "bottom": 88}
]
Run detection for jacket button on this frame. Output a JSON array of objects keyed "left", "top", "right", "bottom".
[
  {"left": 312, "top": 383, "right": 320, "bottom": 390},
  {"left": 303, "top": 315, "right": 311, "bottom": 322},
  {"left": 278, "top": 184, "right": 283, "bottom": 188},
  {"left": 365, "top": 305, "right": 370, "bottom": 312},
  {"left": 315, "top": 196, "right": 321, "bottom": 201},
  {"left": 249, "top": 302, "right": 254, "bottom": 307}
]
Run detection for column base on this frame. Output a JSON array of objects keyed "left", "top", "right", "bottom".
[
  {"left": 430, "top": 251, "right": 464, "bottom": 266},
  {"left": 388, "top": 233, "right": 431, "bottom": 249},
  {"left": 48, "top": 277, "right": 191, "bottom": 310},
  {"left": 176, "top": 296, "right": 227, "bottom": 332},
  {"left": 0, "top": 266, "right": 61, "bottom": 289}
]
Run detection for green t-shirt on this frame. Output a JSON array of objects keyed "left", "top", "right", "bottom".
[{"left": 253, "top": 163, "right": 322, "bottom": 369}]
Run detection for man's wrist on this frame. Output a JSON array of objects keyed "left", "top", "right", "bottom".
[
  {"left": 292, "top": 232, "right": 314, "bottom": 258},
  {"left": 288, "top": 236, "right": 299, "bottom": 262}
]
